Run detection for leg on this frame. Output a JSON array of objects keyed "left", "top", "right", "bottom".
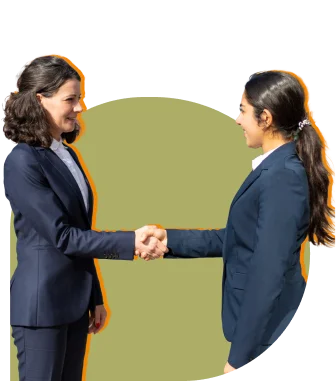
[
  {"left": 61, "top": 310, "right": 89, "bottom": 381},
  {"left": 12, "top": 324, "right": 67, "bottom": 381}
]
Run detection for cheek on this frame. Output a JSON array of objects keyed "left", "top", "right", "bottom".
[
  {"left": 59, "top": 105, "right": 73, "bottom": 120},
  {"left": 44, "top": 101, "right": 63, "bottom": 119}
]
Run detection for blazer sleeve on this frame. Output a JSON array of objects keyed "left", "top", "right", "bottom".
[
  {"left": 4, "top": 146, "right": 134, "bottom": 260},
  {"left": 228, "top": 168, "right": 307, "bottom": 369},
  {"left": 89, "top": 262, "right": 104, "bottom": 311},
  {"left": 165, "top": 228, "right": 226, "bottom": 258}
]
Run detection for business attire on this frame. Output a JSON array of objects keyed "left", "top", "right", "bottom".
[
  {"left": 165, "top": 142, "right": 309, "bottom": 369},
  {"left": 5, "top": 140, "right": 135, "bottom": 380}
]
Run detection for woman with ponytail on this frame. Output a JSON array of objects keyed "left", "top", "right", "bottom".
[{"left": 138, "top": 71, "right": 335, "bottom": 373}]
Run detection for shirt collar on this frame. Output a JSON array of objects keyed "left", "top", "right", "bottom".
[
  {"left": 50, "top": 138, "right": 66, "bottom": 151},
  {"left": 252, "top": 146, "right": 281, "bottom": 170}
]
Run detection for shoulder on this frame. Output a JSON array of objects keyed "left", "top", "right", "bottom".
[
  {"left": 260, "top": 156, "right": 307, "bottom": 195},
  {"left": 6, "top": 143, "right": 35, "bottom": 160},
  {"left": 4, "top": 143, "right": 41, "bottom": 172},
  {"left": 265, "top": 152, "right": 307, "bottom": 180}
]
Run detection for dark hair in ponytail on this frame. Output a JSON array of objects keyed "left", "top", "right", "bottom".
[
  {"left": 245, "top": 70, "right": 334, "bottom": 247},
  {"left": 3, "top": 55, "right": 81, "bottom": 147}
]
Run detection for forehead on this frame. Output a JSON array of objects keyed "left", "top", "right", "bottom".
[
  {"left": 56, "top": 79, "right": 81, "bottom": 96},
  {"left": 240, "top": 92, "right": 251, "bottom": 107}
]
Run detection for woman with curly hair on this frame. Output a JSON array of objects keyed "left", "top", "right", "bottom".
[{"left": 4, "top": 55, "right": 167, "bottom": 381}]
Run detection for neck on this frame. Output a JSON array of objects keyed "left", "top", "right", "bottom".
[
  {"left": 50, "top": 130, "right": 62, "bottom": 142},
  {"left": 262, "top": 137, "right": 288, "bottom": 154}
]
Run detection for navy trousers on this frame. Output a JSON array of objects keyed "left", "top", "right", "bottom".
[{"left": 11, "top": 310, "right": 89, "bottom": 381}]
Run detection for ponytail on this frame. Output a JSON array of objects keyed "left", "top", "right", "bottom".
[{"left": 296, "top": 121, "right": 334, "bottom": 246}]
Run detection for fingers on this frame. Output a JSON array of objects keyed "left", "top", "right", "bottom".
[
  {"left": 93, "top": 310, "right": 101, "bottom": 334},
  {"left": 135, "top": 225, "right": 168, "bottom": 260},
  {"left": 156, "top": 238, "right": 169, "bottom": 254},
  {"left": 88, "top": 316, "right": 95, "bottom": 334},
  {"left": 140, "top": 228, "right": 155, "bottom": 243},
  {"left": 143, "top": 238, "right": 165, "bottom": 257},
  {"left": 142, "top": 252, "right": 152, "bottom": 261},
  {"left": 88, "top": 310, "right": 95, "bottom": 334},
  {"left": 94, "top": 312, "right": 106, "bottom": 334},
  {"left": 92, "top": 306, "right": 107, "bottom": 334}
]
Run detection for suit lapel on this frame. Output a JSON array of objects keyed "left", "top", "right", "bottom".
[
  {"left": 228, "top": 142, "right": 297, "bottom": 212},
  {"left": 230, "top": 165, "right": 264, "bottom": 209},
  {"left": 37, "top": 147, "right": 91, "bottom": 226},
  {"left": 65, "top": 146, "right": 94, "bottom": 225}
]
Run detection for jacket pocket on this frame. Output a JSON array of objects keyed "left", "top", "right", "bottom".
[{"left": 232, "top": 272, "right": 247, "bottom": 290}]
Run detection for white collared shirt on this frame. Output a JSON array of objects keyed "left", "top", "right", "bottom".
[
  {"left": 50, "top": 138, "right": 89, "bottom": 211},
  {"left": 252, "top": 146, "right": 281, "bottom": 171}
]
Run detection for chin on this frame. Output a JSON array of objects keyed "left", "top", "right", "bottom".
[
  {"left": 245, "top": 139, "right": 260, "bottom": 149},
  {"left": 61, "top": 126, "right": 76, "bottom": 133}
]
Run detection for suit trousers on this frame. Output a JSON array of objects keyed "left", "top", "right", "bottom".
[{"left": 11, "top": 310, "right": 89, "bottom": 381}]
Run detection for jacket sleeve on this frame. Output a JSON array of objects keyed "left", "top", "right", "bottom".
[
  {"left": 228, "top": 168, "right": 307, "bottom": 369},
  {"left": 89, "top": 262, "right": 104, "bottom": 311},
  {"left": 4, "top": 146, "right": 134, "bottom": 260},
  {"left": 165, "top": 228, "right": 226, "bottom": 258}
]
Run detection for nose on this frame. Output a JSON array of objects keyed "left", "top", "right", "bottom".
[
  {"left": 236, "top": 115, "right": 241, "bottom": 125},
  {"left": 73, "top": 100, "right": 83, "bottom": 113}
]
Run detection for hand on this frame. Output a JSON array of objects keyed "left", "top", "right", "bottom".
[
  {"left": 224, "top": 362, "right": 236, "bottom": 374},
  {"left": 135, "top": 225, "right": 168, "bottom": 261},
  {"left": 88, "top": 304, "right": 107, "bottom": 334}
]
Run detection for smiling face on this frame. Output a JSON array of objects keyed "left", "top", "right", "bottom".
[
  {"left": 37, "top": 79, "right": 83, "bottom": 140},
  {"left": 236, "top": 92, "right": 265, "bottom": 149}
]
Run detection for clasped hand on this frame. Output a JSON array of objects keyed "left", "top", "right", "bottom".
[{"left": 134, "top": 225, "right": 168, "bottom": 261}]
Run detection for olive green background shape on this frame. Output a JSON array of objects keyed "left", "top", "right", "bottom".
[{"left": 10, "top": 98, "right": 310, "bottom": 381}]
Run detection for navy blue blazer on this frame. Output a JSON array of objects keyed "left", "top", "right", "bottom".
[
  {"left": 5, "top": 143, "right": 135, "bottom": 327},
  {"left": 166, "top": 142, "right": 309, "bottom": 368}
]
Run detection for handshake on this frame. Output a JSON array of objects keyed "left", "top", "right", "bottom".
[{"left": 134, "top": 225, "right": 168, "bottom": 261}]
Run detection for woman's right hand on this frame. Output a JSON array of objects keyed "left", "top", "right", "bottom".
[{"left": 134, "top": 225, "right": 168, "bottom": 261}]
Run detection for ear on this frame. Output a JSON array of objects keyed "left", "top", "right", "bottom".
[
  {"left": 36, "top": 93, "right": 44, "bottom": 105},
  {"left": 260, "top": 109, "right": 273, "bottom": 129}
]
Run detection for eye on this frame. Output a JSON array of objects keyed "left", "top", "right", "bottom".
[{"left": 65, "top": 96, "right": 81, "bottom": 102}]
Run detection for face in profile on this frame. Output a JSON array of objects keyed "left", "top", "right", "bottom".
[
  {"left": 37, "top": 79, "right": 83, "bottom": 140},
  {"left": 236, "top": 93, "right": 264, "bottom": 149}
]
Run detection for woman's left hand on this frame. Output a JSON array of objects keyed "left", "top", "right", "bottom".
[{"left": 88, "top": 304, "right": 107, "bottom": 334}]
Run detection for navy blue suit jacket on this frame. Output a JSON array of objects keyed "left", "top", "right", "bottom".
[
  {"left": 166, "top": 142, "right": 309, "bottom": 368},
  {"left": 5, "top": 143, "right": 135, "bottom": 327}
]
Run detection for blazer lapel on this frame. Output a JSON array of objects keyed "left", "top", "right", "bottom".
[
  {"left": 229, "top": 142, "right": 297, "bottom": 212},
  {"left": 66, "top": 146, "right": 94, "bottom": 225},
  {"left": 230, "top": 164, "right": 264, "bottom": 209},
  {"left": 37, "top": 147, "right": 91, "bottom": 226}
]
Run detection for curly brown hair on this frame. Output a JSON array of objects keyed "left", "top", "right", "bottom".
[{"left": 3, "top": 55, "right": 81, "bottom": 147}]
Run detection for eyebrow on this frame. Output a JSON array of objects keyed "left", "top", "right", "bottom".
[
  {"left": 64, "top": 93, "right": 81, "bottom": 98},
  {"left": 239, "top": 103, "right": 245, "bottom": 108}
]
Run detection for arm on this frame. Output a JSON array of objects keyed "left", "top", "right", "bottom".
[
  {"left": 92, "top": 262, "right": 104, "bottom": 307},
  {"left": 166, "top": 228, "right": 226, "bottom": 258},
  {"left": 4, "top": 146, "right": 134, "bottom": 260},
  {"left": 228, "top": 168, "right": 306, "bottom": 369}
]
